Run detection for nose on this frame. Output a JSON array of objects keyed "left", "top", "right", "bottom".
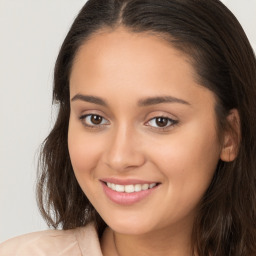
[{"left": 103, "top": 124, "right": 146, "bottom": 172}]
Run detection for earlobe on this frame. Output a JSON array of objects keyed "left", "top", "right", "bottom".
[{"left": 220, "top": 109, "right": 241, "bottom": 162}]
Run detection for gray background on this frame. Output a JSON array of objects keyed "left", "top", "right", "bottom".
[{"left": 0, "top": 0, "right": 256, "bottom": 243}]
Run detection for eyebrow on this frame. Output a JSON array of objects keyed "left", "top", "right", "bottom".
[
  {"left": 71, "top": 94, "right": 190, "bottom": 107},
  {"left": 71, "top": 94, "right": 108, "bottom": 107},
  {"left": 138, "top": 96, "right": 190, "bottom": 106}
]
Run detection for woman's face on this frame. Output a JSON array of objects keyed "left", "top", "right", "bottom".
[{"left": 68, "top": 28, "right": 222, "bottom": 235}]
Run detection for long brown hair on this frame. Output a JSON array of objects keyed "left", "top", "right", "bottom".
[{"left": 37, "top": 0, "right": 256, "bottom": 255}]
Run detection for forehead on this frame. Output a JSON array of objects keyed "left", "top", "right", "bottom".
[
  {"left": 69, "top": 27, "right": 215, "bottom": 110},
  {"left": 71, "top": 28, "right": 195, "bottom": 81},
  {"left": 70, "top": 27, "right": 195, "bottom": 81}
]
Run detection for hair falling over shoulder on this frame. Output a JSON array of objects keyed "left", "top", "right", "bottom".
[{"left": 36, "top": 0, "right": 256, "bottom": 255}]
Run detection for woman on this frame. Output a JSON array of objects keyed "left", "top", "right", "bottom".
[{"left": 1, "top": 0, "right": 256, "bottom": 255}]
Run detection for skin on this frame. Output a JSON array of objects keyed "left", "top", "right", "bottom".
[{"left": 68, "top": 27, "right": 237, "bottom": 256}]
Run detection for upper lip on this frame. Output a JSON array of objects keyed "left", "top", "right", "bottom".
[{"left": 100, "top": 178, "right": 160, "bottom": 185}]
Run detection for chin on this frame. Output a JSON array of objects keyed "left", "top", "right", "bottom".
[
  {"left": 102, "top": 213, "right": 156, "bottom": 235},
  {"left": 110, "top": 223, "right": 151, "bottom": 235}
]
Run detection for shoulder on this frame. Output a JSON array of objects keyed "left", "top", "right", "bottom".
[
  {"left": 0, "top": 223, "right": 103, "bottom": 256},
  {"left": 0, "top": 229, "right": 80, "bottom": 256}
]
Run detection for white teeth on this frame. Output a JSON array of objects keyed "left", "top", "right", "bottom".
[
  {"left": 134, "top": 184, "right": 142, "bottom": 192},
  {"left": 106, "top": 182, "right": 157, "bottom": 193},
  {"left": 115, "top": 184, "right": 125, "bottom": 192},
  {"left": 142, "top": 184, "right": 149, "bottom": 190},
  {"left": 149, "top": 183, "right": 156, "bottom": 189},
  {"left": 125, "top": 185, "right": 134, "bottom": 193}
]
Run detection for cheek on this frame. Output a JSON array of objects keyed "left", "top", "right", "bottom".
[
  {"left": 68, "top": 125, "right": 106, "bottom": 203},
  {"left": 68, "top": 120, "right": 102, "bottom": 180},
  {"left": 150, "top": 121, "right": 220, "bottom": 205},
  {"left": 151, "top": 124, "right": 220, "bottom": 172}
]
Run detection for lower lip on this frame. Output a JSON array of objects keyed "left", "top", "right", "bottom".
[{"left": 101, "top": 182, "right": 159, "bottom": 205}]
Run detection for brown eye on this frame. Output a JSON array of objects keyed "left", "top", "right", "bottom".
[
  {"left": 155, "top": 117, "right": 169, "bottom": 127},
  {"left": 80, "top": 114, "right": 109, "bottom": 127},
  {"left": 147, "top": 116, "right": 177, "bottom": 129},
  {"left": 91, "top": 115, "right": 102, "bottom": 125}
]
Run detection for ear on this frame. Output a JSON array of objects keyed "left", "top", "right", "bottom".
[{"left": 220, "top": 109, "right": 241, "bottom": 162}]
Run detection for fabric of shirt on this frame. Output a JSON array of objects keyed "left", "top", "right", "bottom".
[{"left": 0, "top": 223, "right": 103, "bottom": 256}]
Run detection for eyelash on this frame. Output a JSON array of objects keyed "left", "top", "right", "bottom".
[
  {"left": 145, "top": 116, "right": 179, "bottom": 131},
  {"left": 79, "top": 114, "right": 109, "bottom": 129},
  {"left": 79, "top": 114, "right": 179, "bottom": 131}
]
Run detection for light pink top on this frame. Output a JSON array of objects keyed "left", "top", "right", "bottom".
[{"left": 0, "top": 223, "right": 103, "bottom": 255}]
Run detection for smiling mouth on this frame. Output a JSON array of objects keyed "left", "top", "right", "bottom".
[
  {"left": 101, "top": 180, "right": 160, "bottom": 205},
  {"left": 104, "top": 182, "right": 159, "bottom": 193}
]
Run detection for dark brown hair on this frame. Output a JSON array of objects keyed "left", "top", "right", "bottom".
[{"left": 37, "top": 0, "right": 256, "bottom": 255}]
